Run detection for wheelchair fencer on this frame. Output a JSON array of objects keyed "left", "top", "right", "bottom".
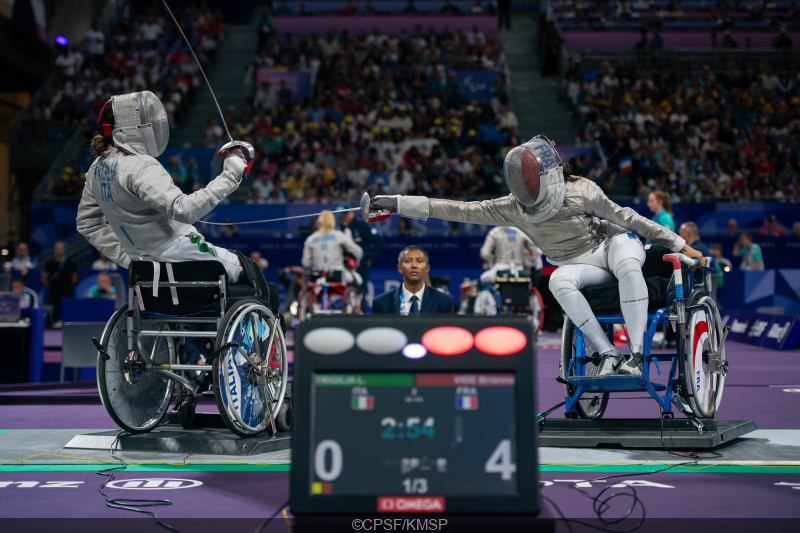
[
  {"left": 296, "top": 269, "right": 363, "bottom": 322},
  {"left": 558, "top": 244, "right": 729, "bottom": 422},
  {"left": 94, "top": 258, "right": 290, "bottom": 437},
  {"left": 472, "top": 265, "right": 545, "bottom": 334}
]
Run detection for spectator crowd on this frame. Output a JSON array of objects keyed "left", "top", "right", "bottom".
[
  {"left": 226, "top": 21, "right": 516, "bottom": 204},
  {"left": 561, "top": 57, "right": 800, "bottom": 204},
  {"left": 18, "top": 0, "right": 226, "bottom": 197}
]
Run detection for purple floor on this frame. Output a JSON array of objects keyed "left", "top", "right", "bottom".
[
  {"left": 0, "top": 340, "right": 798, "bottom": 531},
  {"left": 0, "top": 470, "right": 798, "bottom": 521},
  {"left": 3, "top": 340, "right": 796, "bottom": 430}
]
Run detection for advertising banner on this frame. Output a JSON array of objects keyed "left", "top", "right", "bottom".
[
  {"left": 455, "top": 70, "right": 502, "bottom": 101},
  {"left": 719, "top": 309, "right": 800, "bottom": 351}
]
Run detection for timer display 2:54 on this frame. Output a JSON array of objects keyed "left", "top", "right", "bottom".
[{"left": 381, "top": 417, "right": 435, "bottom": 439}]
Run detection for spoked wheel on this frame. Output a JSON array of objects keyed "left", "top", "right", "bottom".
[
  {"left": 683, "top": 293, "right": 726, "bottom": 418},
  {"left": 97, "top": 305, "right": 177, "bottom": 433},
  {"left": 213, "top": 298, "right": 288, "bottom": 437},
  {"left": 473, "top": 287, "right": 500, "bottom": 315},
  {"left": 559, "top": 316, "right": 609, "bottom": 419},
  {"left": 342, "top": 287, "right": 362, "bottom": 315},
  {"left": 528, "top": 287, "right": 545, "bottom": 334},
  {"left": 297, "top": 287, "right": 315, "bottom": 322}
]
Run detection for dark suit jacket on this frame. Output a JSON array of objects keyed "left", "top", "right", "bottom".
[
  {"left": 372, "top": 285, "right": 455, "bottom": 315},
  {"left": 346, "top": 217, "right": 385, "bottom": 263}
]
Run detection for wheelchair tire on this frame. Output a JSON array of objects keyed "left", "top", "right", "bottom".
[
  {"left": 179, "top": 394, "right": 197, "bottom": 429},
  {"left": 473, "top": 288, "right": 500, "bottom": 315},
  {"left": 276, "top": 401, "right": 292, "bottom": 432},
  {"left": 529, "top": 287, "right": 545, "bottom": 334},
  {"left": 213, "top": 298, "right": 288, "bottom": 437},
  {"left": 560, "top": 316, "right": 609, "bottom": 419},
  {"left": 297, "top": 287, "right": 315, "bottom": 322},
  {"left": 683, "top": 293, "right": 726, "bottom": 418},
  {"left": 97, "top": 305, "right": 177, "bottom": 433},
  {"left": 342, "top": 287, "right": 362, "bottom": 315}
]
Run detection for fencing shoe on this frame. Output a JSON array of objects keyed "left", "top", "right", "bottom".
[
  {"left": 618, "top": 353, "right": 644, "bottom": 377},
  {"left": 598, "top": 351, "right": 623, "bottom": 376}
]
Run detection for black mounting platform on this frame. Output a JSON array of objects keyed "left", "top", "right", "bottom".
[
  {"left": 538, "top": 418, "right": 757, "bottom": 449},
  {"left": 65, "top": 413, "right": 291, "bottom": 456}
]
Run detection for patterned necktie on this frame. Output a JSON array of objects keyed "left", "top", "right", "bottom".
[{"left": 409, "top": 295, "right": 419, "bottom": 316}]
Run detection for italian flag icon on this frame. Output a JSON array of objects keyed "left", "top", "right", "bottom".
[{"left": 352, "top": 395, "right": 374, "bottom": 410}]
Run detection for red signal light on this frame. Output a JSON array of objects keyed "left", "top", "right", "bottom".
[
  {"left": 421, "top": 327, "right": 474, "bottom": 356},
  {"left": 474, "top": 327, "right": 527, "bottom": 356}
]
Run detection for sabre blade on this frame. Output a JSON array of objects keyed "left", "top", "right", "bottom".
[{"left": 161, "top": 0, "right": 232, "bottom": 142}]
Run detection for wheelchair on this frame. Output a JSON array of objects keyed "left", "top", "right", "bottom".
[
  {"left": 296, "top": 269, "right": 363, "bottom": 322},
  {"left": 559, "top": 245, "right": 729, "bottom": 422},
  {"left": 473, "top": 267, "right": 545, "bottom": 334},
  {"left": 95, "top": 259, "right": 290, "bottom": 438}
]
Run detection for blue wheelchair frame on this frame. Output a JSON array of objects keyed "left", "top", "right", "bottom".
[
  {"left": 564, "top": 307, "right": 676, "bottom": 414},
  {"left": 562, "top": 257, "right": 725, "bottom": 418}
]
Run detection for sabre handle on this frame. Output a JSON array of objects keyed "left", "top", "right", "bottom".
[
  {"left": 219, "top": 141, "right": 255, "bottom": 179},
  {"left": 360, "top": 192, "right": 397, "bottom": 223}
]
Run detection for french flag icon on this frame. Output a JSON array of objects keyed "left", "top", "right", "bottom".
[{"left": 456, "top": 395, "right": 478, "bottom": 410}]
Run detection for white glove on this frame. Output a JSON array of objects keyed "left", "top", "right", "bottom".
[{"left": 222, "top": 148, "right": 247, "bottom": 182}]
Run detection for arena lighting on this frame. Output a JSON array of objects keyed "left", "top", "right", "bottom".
[
  {"left": 474, "top": 327, "right": 528, "bottom": 356},
  {"left": 402, "top": 343, "right": 427, "bottom": 359},
  {"left": 55, "top": 36, "right": 68, "bottom": 45},
  {"left": 0, "top": 249, "right": 8, "bottom": 256},
  {"left": 421, "top": 326, "right": 473, "bottom": 355}
]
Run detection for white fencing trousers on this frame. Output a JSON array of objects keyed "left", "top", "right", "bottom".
[
  {"left": 146, "top": 233, "right": 244, "bottom": 283},
  {"left": 549, "top": 233, "right": 648, "bottom": 355}
]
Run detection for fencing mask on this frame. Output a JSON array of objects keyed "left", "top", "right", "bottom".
[
  {"left": 108, "top": 91, "right": 169, "bottom": 157},
  {"left": 503, "top": 135, "right": 566, "bottom": 222}
]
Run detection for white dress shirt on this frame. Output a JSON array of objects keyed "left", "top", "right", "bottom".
[{"left": 400, "top": 284, "right": 425, "bottom": 315}]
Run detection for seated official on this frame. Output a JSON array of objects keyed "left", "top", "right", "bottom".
[{"left": 372, "top": 245, "right": 455, "bottom": 315}]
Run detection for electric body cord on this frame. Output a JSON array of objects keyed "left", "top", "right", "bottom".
[
  {"left": 254, "top": 501, "right": 291, "bottom": 533},
  {"left": 96, "top": 431, "right": 178, "bottom": 532},
  {"left": 538, "top": 365, "right": 723, "bottom": 533}
]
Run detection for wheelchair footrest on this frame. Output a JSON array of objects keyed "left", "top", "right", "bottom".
[{"left": 566, "top": 375, "right": 667, "bottom": 393}]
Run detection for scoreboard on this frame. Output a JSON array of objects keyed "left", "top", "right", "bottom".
[{"left": 290, "top": 316, "right": 539, "bottom": 515}]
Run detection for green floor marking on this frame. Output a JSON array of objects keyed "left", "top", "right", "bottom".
[
  {"left": 0, "top": 464, "right": 291, "bottom": 472},
  {"left": 541, "top": 464, "right": 800, "bottom": 473},
  {"left": 1, "top": 464, "right": 798, "bottom": 474}
]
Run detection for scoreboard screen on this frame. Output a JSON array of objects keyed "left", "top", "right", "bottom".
[
  {"left": 290, "top": 316, "right": 539, "bottom": 516},
  {"left": 311, "top": 371, "right": 517, "bottom": 497}
]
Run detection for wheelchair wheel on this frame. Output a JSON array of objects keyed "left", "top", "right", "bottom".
[
  {"left": 560, "top": 316, "right": 609, "bottom": 419},
  {"left": 473, "top": 287, "right": 500, "bottom": 315},
  {"left": 97, "top": 305, "right": 177, "bottom": 433},
  {"left": 276, "top": 400, "right": 292, "bottom": 432},
  {"left": 213, "top": 298, "right": 288, "bottom": 437},
  {"left": 683, "top": 293, "right": 726, "bottom": 418},
  {"left": 297, "top": 287, "right": 315, "bottom": 322},
  {"left": 342, "top": 287, "right": 362, "bottom": 315},
  {"left": 528, "top": 287, "right": 545, "bottom": 334}
]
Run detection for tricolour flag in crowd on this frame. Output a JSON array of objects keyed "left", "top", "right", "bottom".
[{"left": 619, "top": 156, "right": 633, "bottom": 173}]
